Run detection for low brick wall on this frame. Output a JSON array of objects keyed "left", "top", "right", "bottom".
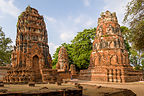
[
  {"left": 0, "top": 66, "right": 9, "bottom": 80},
  {"left": 0, "top": 89, "right": 82, "bottom": 96},
  {"left": 58, "top": 71, "right": 71, "bottom": 79}
]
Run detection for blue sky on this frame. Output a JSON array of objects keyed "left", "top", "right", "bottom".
[{"left": 0, "top": 0, "right": 129, "bottom": 56}]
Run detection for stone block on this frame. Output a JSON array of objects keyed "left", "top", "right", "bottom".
[
  {"left": 0, "top": 83, "right": 4, "bottom": 87},
  {"left": 0, "top": 89, "right": 7, "bottom": 93},
  {"left": 28, "top": 82, "right": 35, "bottom": 87}
]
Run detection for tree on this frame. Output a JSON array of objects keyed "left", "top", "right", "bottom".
[
  {"left": 52, "top": 28, "right": 96, "bottom": 70},
  {"left": 52, "top": 46, "right": 60, "bottom": 69},
  {"left": 0, "top": 27, "right": 13, "bottom": 66},
  {"left": 71, "top": 28, "right": 96, "bottom": 69},
  {"left": 123, "top": 0, "right": 144, "bottom": 50},
  {"left": 120, "top": 26, "right": 131, "bottom": 55},
  {"left": 53, "top": 26, "right": 143, "bottom": 70},
  {"left": 120, "top": 26, "right": 144, "bottom": 70}
]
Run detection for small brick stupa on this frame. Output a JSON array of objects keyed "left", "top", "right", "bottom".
[
  {"left": 56, "top": 46, "right": 78, "bottom": 79},
  {"left": 56, "top": 46, "right": 72, "bottom": 79},
  {"left": 3, "top": 6, "right": 62, "bottom": 84},
  {"left": 80, "top": 11, "right": 143, "bottom": 83},
  {"left": 56, "top": 46, "right": 69, "bottom": 71}
]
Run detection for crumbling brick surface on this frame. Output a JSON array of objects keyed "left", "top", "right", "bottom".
[
  {"left": 56, "top": 46, "right": 78, "bottom": 79},
  {"left": 79, "top": 11, "right": 143, "bottom": 82},
  {"left": 56, "top": 46, "right": 69, "bottom": 71},
  {"left": 3, "top": 6, "right": 57, "bottom": 84}
]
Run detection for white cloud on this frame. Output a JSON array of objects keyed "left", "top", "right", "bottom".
[
  {"left": 85, "top": 18, "right": 95, "bottom": 27},
  {"left": 45, "top": 15, "right": 95, "bottom": 56},
  {"left": 74, "top": 16, "right": 81, "bottom": 24},
  {"left": 0, "top": 16, "right": 3, "bottom": 18},
  {"left": 60, "top": 32, "right": 74, "bottom": 42},
  {"left": 74, "top": 15, "right": 95, "bottom": 28},
  {"left": 103, "top": 0, "right": 129, "bottom": 25},
  {"left": 45, "top": 15, "right": 57, "bottom": 23},
  {"left": 82, "top": 0, "right": 91, "bottom": 7},
  {"left": 0, "top": 0, "right": 20, "bottom": 17},
  {"left": 51, "top": 15, "right": 95, "bottom": 43},
  {"left": 49, "top": 42, "right": 59, "bottom": 56}
]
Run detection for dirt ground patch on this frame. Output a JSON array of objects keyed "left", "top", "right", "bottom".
[
  {"left": 0, "top": 83, "right": 136, "bottom": 96},
  {"left": 81, "top": 84, "right": 135, "bottom": 96},
  {"left": 0, "top": 83, "right": 75, "bottom": 92},
  {"left": 70, "top": 79, "right": 144, "bottom": 96}
]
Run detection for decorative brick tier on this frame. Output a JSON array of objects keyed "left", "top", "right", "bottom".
[
  {"left": 3, "top": 6, "right": 60, "bottom": 84},
  {"left": 80, "top": 66, "right": 142, "bottom": 82},
  {"left": 79, "top": 11, "right": 143, "bottom": 82}
]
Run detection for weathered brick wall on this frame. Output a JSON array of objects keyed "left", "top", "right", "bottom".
[
  {"left": 0, "top": 66, "right": 9, "bottom": 80},
  {"left": 79, "top": 11, "right": 143, "bottom": 82},
  {"left": 41, "top": 69, "right": 62, "bottom": 83},
  {"left": 58, "top": 71, "right": 71, "bottom": 79},
  {"left": 4, "top": 6, "right": 53, "bottom": 84}
]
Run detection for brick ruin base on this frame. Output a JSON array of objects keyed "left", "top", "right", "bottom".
[
  {"left": 57, "top": 71, "right": 71, "bottom": 79},
  {"left": 3, "top": 6, "right": 62, "bottom": 84},
  {"left": 80, "top": 66, "right": 143, "bottom": 82},
  {"left": 56, "top": 46, "right": 78, "bottom": 79},
  {"left": 3, "top": 68, "right": 62, "bottom": 84},
  {"left": 41, "top": 69, "right": 62, "bottom": 83},
  {"left": 79, "top": 11, "right": 143, "bottom": 83}
]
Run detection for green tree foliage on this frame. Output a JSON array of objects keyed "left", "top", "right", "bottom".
[
  {"left": 120, "top": 26, "right": 131, "bottom": 55},
  {"left": 120, "top": 26, "right": 144, "bottom": 70},
  {"left": 123, "top": 0, "right": 144, "bottom": 50},
  {"left": 52, "top": 47, "right": 60, "bottom": 69},
  {"left": 0, "top": 27, "right": 12, "bottom": 66},
  {"left": 130, "top": 49, "right": 144, "bottom": 70},
  {"left": 52, "top": 28, "right": 96, "bottom": 70},
  {"left": 71, "top": 28, "right": 96, "bottom": 69}
]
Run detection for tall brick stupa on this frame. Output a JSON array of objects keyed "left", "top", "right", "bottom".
[
  {"left": 3, "top": 6, "right": 56, "bottom": 83},
  {"left": 80, "top": 11, "right": 143, "bottom": 82}
]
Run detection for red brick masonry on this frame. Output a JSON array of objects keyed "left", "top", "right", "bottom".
[
  {"left": 80, "top": 11, "right": 143, "bottom": 83},
  {"left": 3, "top": 6, "right": 62, "bottom": 84}
]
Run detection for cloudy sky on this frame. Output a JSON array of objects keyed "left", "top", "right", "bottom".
[{"left": 0, "top": 0, "right": 129, "bottom": 57}]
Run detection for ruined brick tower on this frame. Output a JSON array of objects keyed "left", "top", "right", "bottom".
[
  {"left": 4, "top": 6, "right": 53, "bottom": 83},
  {"left": 80, "top": 11, "right": 143, "bottom": 82},
  {"left": 56, "top": 46, "right": 69, "bottom": 71}
]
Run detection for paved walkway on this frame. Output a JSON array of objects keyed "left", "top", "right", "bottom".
[{"left": 70, "top": 79, "right": 144, "bottom": 96}]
